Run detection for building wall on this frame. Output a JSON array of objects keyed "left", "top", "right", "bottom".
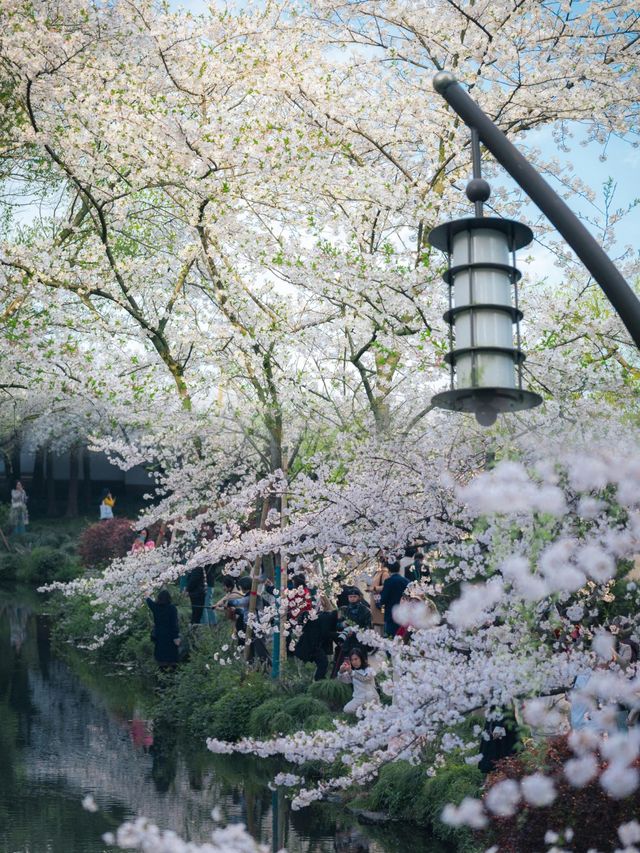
[{"left": 8, "top": 449, "right": 153, "bottom": 490}]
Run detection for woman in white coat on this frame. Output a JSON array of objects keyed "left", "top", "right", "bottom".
[{"left": 338, "top": 647, "right": 380, "bottom": 713}]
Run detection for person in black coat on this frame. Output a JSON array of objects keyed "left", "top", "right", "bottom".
[
  {"left": 379, "top": 562, "right": 409, "bottom": 637},
  {"left": 338, "top": 587, "right": 371, "bottom": 631},
  {"left": 294, "top": 610, "right": 338, "bottom": 680},
  {"left": 186, "top": 567, "right": 206, "bottom": 625},
  {"left": 146, "top": 590, "right": 180, "bottom": 665}
]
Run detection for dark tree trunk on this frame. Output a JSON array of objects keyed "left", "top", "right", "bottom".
[
  {"left": 66, "top": 444, "right": 79, "bottom": 518},
  {"left": 46, "top": 448, "right": 57, "bottom": 518},
  {"left": 10, "top": 440, "right": 21, "bottom": 487},
  {"left": 82, "top": 447, "right": 92, "bottom": 514},
  {"left": 1, "top": 452, "right": 11, "bottom": 502},
  {"left": 32, "top": 446, "right": 46, "bottom": 500}
]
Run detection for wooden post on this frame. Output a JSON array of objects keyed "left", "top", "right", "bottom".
[{"left": 243, "top": 497, "right": 270, "bottom": 661}]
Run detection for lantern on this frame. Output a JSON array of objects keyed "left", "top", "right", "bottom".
[{"left": 428, "top": 167, "right": 542, "bottom": 426}]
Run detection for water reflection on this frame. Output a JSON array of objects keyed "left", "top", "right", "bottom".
[{"left": 0, "top": 589, "right": 446, "bottom": 853}]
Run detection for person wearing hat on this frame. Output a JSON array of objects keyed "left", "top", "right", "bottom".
[
  {"left": 339, "top": 587, "right": 371, "bottom": 632},
  {"left": 332, "top": 587, "right": 372, "bottom": 676}
]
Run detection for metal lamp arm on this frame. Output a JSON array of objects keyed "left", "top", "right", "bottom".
[{"left": 433, "top": 71, "right": 640, "bottom": 351}]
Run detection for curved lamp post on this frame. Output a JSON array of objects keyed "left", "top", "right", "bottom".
[
  {"left": 429, "top": 71, "right": 640, "bottom": 426},
  {"left": 429, "top": 131, "right": 542, "bottom": 426}
]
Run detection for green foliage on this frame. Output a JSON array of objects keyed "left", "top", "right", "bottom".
[
  {"left": 417, "top": 765, "right": 483, "bottom": 851},
  {"left": 362, "top": 757, "right": 481, "bottom": 851},
  {"left": 248, "top": 698, "right": 288, "bottom": 736},
  {"left": 307, "top": 678, "right": 351, "bottom": 709},
  {"left": 207, "top": 683, "right": 272, "bottom": 741},
  {"left": 267, "top": 710, "right": 296, "bottom": 735},
  {"left": 0, "top": 551, "right": 23, "bottom": 580},
  {"left": 15, "top": 546, "right": 82, "bottom": 585},
  {"left": 304, "top": 713, "right": 336, "bottom": 732},
  {"left": 0, "top": 519, "right": 85, "bottom": 585},
  {"left": 248, "top": 694, "right": 331, "bottom": 737},
  {"left": 365, "top": 761, "right": 425, "bottom": 818},
  {"left": 281, "top": 694, "right": 328, "bottom": 722}
]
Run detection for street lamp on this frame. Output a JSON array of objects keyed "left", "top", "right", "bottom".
[
  {"left": 430, "top": 71, "right": 640, "bottom": 350},
  {"left": 429, "top": 130, "right": 542, "bottom": 426}
]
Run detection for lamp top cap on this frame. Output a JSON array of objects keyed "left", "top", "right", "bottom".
[
  {"left": 433, "top": 71, "right": 458, "bottom": 94},
  {"left": 428, "top": 216, "right": 534, "bottom": 253}
]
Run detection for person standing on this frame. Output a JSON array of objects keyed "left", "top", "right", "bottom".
[
  {"left": 132, "top": 530, "right": 156, "bottom": 553},
  {"left": 99, "top": 489, "right": 115, "bottom": 520},
  {"left": 10, "top": 481, "right": 28, "bottom": 534},
  {"left": 295, "top": 610, "right": 339, "bottom": 681},
  {"left": 201, "top": 564, "right": 218, "bottom": 627},
  {"left": 405, "top": 551, "right": 425, "bottom": 583},
  {"left": 213, "top": 576, "right": 241, "bottom": 611},
  {"left": 287, "top": 574, "right": 312, "bottom": 621},
  {"left": 368, "top": 561, "right": 389, "bottom": 636},
  {"left": 146, "top": 590, "right": 180, "bottom": 666},
  {"left": 185, "top": 566, "right": 206, "bottom": 625},
  {"left": 379, "top": 561, "right": 409, "bottom": 637}
]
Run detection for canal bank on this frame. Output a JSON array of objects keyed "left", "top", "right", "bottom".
[{"left": 0, "top": 586, "right": 449, "bottom": 853}]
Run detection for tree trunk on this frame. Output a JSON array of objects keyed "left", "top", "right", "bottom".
[
  {"left": 82, "top": 447, "right": 92, "bottom": 513},
  {"left": 66, "top": 444, "right": 79, "bottom": 518},
  {"left": 10, "top": 440, "right": 21, "bottom": 487},
  {"left": 32, "top": 446, "right": 46, "bottom": 500},
  {"left": 1, "top": 452, "right": 11, "bottom": 502},
  {"left": 46, "top": 447, "right": 57, "bottom": 518}
]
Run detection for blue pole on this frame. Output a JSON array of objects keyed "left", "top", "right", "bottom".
[{"left": 271, "top": 557, "right": 281, "bottom": 680}]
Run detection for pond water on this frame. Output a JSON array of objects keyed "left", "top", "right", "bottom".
[{"left": 0, "top": 588, "right": 447, "bottom": 853}]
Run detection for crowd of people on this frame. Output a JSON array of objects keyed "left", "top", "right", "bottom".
[{"left": 145, "top": 550, "right": 433, "bottom": 715}]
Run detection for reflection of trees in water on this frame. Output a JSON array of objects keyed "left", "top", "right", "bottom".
[
  {"left": 0, "top": 599, "right": 221, "bottom": 843},
  {"left": 8, "top": 604, "right": 28, "bottom": 653},
  {"left": 0, "top": 598, "right": 428, "bottom": 853},
  {"left": 150, "top": 719, "right": 178, "bottom": 793}
]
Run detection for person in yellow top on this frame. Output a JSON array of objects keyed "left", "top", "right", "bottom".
[{"left": 99, "top": 489, "right": 115, "bottom": 520}]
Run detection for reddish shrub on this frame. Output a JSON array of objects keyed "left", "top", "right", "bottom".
[
  {"left": 78, "top": 518, "right": 136, "bottom": 568},
  {"left": 483, "top": 735, "right": 640, "bottom": 852}
]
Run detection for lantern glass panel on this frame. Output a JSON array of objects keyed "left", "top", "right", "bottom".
[
  {"left": 457, "top": 352, "right": 516, "bottom": 389},
  {"left": 455, "top": 310, "right": 513, "bottom": 350},
  {"left": 453, "top": 268, "right": 512, "bottom": 307},
  {"left": 452, "top": 228, "right": 510, "bottom": 266}
]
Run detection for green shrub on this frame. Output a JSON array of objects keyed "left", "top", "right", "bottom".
[
  {"left": 207, "top": 684, "right": 272, "bottom": 741},
  {"left": 417, "top": 764, "right": 483, "bottom": 850},
  {"left": 304, "top": 713, "right": 336, "bottom": 732},
  {"left": 268, "top": 711, "right": 296, "bottom": 735},
  {"left": 35, "top": 532, "right": 63, "bottom": 548},
  {"left": 281, "top": 695, "right": 329, "bottom": 722},
  {"left": 307, "top": 679, "right": 351, "bottom": 710},
  {"left": 0, "top": 552, "right": 24, "bottom": 580},
  {"left": 248, "top": 698, "right": 288, "bottom": 737},
  {"left": 366, "top": 760, "right": 426, "bottom": 819},
  {"left": 17, "top": 547, "right": 66, "bottom": 585},
  {"left": 60, "top": 541, "right": 79, "bottom": 558},
  {"left": 51, "top": 557, "right": 83, "bottom": 583}
]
